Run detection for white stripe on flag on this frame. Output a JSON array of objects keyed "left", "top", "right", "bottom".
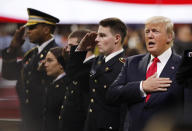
[{"left": 0, "top": 0, "right": 192, "bottom": 23}]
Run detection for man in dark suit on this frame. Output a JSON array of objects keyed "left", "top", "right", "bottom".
[
  {"left": 76, "top": 17, "right": 127, "bottom": 131},
  {"left": 1, "top": 8, "right": 59, "bottom": 131},
  {"left": 106, "top": 16, "right": 184, "bottom": 131}
]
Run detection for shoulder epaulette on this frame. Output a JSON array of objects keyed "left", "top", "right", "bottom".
[{"left": 24, "top": 47, "right": 37, "bottom": 58}]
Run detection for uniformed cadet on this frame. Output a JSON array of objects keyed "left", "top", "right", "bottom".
[
  {"left": 42, "top": 47, "right": 68, "bottom": 131},
  {"left": 58, "top": 29, "right": 95, "bottom": 131},
  {"left": 76, "top": 18, "right": 127, "bottom": 131},
  {"left": 1, "top": 8, "right": 59, "bottom": 131}
]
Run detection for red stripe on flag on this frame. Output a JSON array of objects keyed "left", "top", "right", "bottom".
[
  {"left": 0, "top": 108, "right": 20, "bottom": 119},
  {"left": 100, "top": 0, "right": 192, "bottom": 4},
  {"left": 0, "top": 16, "right": 26, "bottom": 23}
]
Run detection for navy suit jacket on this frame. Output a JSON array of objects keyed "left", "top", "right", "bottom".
[{"left": 106, "top": 52, "right": 183, "bottom": 131}]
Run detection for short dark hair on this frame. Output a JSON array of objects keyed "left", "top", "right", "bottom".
[
  {"left": 68, "top": 29, "right": 90, "bottom": 43},
  {"left": 49, "top": 47, "right": 69, "bottom": 69},
  {"left": 99, "top": 17, "right": 127, "bottom": 44}
]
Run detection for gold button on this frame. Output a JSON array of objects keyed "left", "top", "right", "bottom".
[
  {"left": 61, "top": 105, "right": 64, "bottom": 109},
  {"left": 25, "top": 99, "right": 29, "bottom": 104},
  {"left": 26, "top": 89, "right": 29, "bottom": 94},
  {"left": 90, "top": 98, "right": 94, "bottom": 103},
  {"left": 104, "top": 85, "right": 107, "bottom": 88},
  {"left": 40, "top": 54, "right": 44, "bottom": 58},
  {"left": 97, "top": 61, "right": 101, "bottom": 65},
  {"left": 58, "top": 115, "right": 62, "bottom": 120},
  {"left": 105, "top": 67, "right": 109, "bottom": 71},
  {"left": 64, "top": 96, "right": 67, "bottom": 100},
  {"left": 56, "top": 85, "right": 59, "bottom": 88},
  {"left": 89, "top": 108, "right": 93, "bottom": 113},
  {"left": 71, "top": 90, "right": 74, "bottom": 94},
  {"left": 92, "top": 88, "right": 96, "bottom": 92},
  {"left": 94, "top": 79, "right": 97, "bottom": 83}
]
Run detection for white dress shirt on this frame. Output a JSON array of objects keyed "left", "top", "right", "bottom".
[
  {"left": 140, "top": 48, "right": 172, "bottom": 97},
  {"left": 36, "top": 37, "right": 54, "bottom": 54}
]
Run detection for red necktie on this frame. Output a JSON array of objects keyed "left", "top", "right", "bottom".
[{"left": 145, "top": 57, "right": 160, "bottom": 102}]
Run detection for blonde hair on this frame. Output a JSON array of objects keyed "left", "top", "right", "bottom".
[{"left": 145, "top": 16, "right": 175, "bottom": 44}]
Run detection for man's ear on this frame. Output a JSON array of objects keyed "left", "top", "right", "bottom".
[
  {"left": 167, "top": 33, "right": 173, "bottom": 44},
  {"left": 43, "top": 26, "right": 51, "bottom": 35},
  {"left": 115, "top": 34, "right": 121, "bottom": 44}
]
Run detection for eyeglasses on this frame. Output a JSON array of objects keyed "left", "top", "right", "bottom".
[{"left": 27, "top": 24, "right": 39, "bottom": 30}]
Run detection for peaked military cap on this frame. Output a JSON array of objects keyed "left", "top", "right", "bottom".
[{"left": 25, "top": 8, "right": 60, "bottom": 27}]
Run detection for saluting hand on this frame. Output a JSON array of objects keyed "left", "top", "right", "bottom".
[
  {"left": 142, "top": 73, "right": 172, "bottom": 93},
  {"left": 8, "top": 26, "right": 25, "bottom": 52},
  {"left": 77, "top": 32, "right": 97, "bottom": 51}
]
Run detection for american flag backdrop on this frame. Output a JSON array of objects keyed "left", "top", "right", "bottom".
[{"left": 1, "top": 0, "right": 192, "bottom": 24}]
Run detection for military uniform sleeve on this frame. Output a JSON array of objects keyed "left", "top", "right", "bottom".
[
  {"left": 1, "top": 48, "right": 22, "bottom": 80},
  {"left": 66, "top": 46, "right": 87, "bottom": 79}
]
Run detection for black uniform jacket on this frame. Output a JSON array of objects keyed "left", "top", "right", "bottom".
[
  {"left": 84, "top": 51, "right": 125, "bottom": 131},
  {"left": 2, "top": 40, "right": 57, "bottom": 131},
  {"left": 59, "top": 48, "right": 94, "bottom": 131},
  {"left": 43, "top": 75, "right": 68, "bottom": 131}
]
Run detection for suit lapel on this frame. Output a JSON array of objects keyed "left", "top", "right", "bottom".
[
  {"left": 146, "top": 53, "right": 177, "bottom": 105},
  {"left": 90, "top": 55, "right": 104, "bottom": 77},
  {"left": 138, "top": 53, "right": 150, "bottom": 79},
  {"left": 38, "top": 40, "right": 57, "bottom": 61},
  {"left": 26, "top": 47, "right": 38, "bottom": 68},
  {"left": 159, "top": 53, "right": 177, "bottom": 79}
]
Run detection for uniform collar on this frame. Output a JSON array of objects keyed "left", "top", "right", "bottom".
[
  {"left": 52, "top": 72, "right": 66, "bottom": 83},
  {"left": 105, "top": 48, "right": 124, "bottom": 62},
  {"left": 37, "top": 37, "right": 54, "bottom": 54},
  {"left": 83, "top": 55, "right": 95, "bottom": 63}
]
